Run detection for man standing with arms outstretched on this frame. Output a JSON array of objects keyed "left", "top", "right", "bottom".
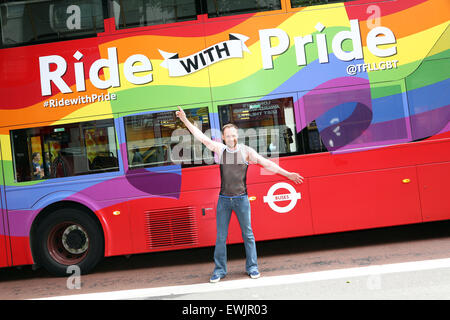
[{"left": 176, "top": 106, "right": 304, "bottom": 282}]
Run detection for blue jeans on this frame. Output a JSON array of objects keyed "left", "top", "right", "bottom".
[{"left": 213, "top": 194, "right": 258, "bottom": 277}]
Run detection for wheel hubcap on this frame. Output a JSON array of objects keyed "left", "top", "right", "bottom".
[
  {"left": 62, "top": 225, "right": 89, "bottom": 254},
  {"left": 47, "top": 222, "right": 90, "bottom": 265}
]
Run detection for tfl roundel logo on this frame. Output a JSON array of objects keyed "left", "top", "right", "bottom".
[{"left": 263, "top": 182, "right": 301, "bottom": 213}]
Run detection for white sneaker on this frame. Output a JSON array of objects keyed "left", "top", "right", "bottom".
[{"left": 209, "top": 274, "right": 223, "bottom": 283}]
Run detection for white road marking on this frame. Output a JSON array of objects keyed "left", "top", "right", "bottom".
[{"left": 34, "top": 257, "right": 450, "bottom": 300}]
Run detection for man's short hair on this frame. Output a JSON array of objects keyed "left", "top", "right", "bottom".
[{"left": 222, "top": 123, "right": 238, "bottom": 133}]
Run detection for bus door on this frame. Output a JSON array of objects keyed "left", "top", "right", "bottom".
[{"left": 0, "top": 142, "right": 11, "bottom": 268}]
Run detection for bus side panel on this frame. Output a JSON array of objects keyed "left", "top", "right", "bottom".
[
  {"left": 309, "top": 166, "right": 423, "bottom": 235},
  {"left": 1, "top": 143, "right": 11, "bottom": 267},
  {"left": 9, "top": 236, "right": 32, "bottom": 266},
  {"left": 127, "top": 195, "right": 217, "bottom": 254},
  {"left": 96, "top": 201, "right": 134, "bottom": 257},
  {"left": 0, "top": 234, "right": 8, "bottom": 267},
  {"left": 0, "top": 205, "right": 11, "bottom": 268},
  {"left": 235, "top": 173, "right": 314, "bottom": 243},
  {"left": 127, "top": 168, "right": 221, "bottom": 254},
  {"left": 418, "top": 162, "right": 450, "bottom": 222}
]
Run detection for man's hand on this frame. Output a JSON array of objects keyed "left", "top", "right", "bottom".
[
  {"left": 286, "top": 172, "right": 304, "bottom": 184},
  {"left": 175, "top": 105, "right": 224, "bottom": 154},
  {"left": 175, "top": 106, "right": 187, "bottom": 122}
]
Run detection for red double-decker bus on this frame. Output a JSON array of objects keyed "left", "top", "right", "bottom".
[{"left": 0, "top": 0, "right": 448, "bottom": 275}]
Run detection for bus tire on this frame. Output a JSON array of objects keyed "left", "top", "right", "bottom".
[{"left": 32, "top": 207, "right": 104, "bottom": 276}]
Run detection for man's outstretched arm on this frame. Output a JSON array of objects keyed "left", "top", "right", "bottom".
[
  {"left": 246, "top": 147, "right": 304, "bottom": 184},
  {"left": 175, "top": 106, "right": 224, "bottom": 154}
]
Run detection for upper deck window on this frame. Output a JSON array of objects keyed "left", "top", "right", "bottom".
[
  {"left": 0, "top": 0, "right": 105, "bottom": 48},
  {"left": 206, "top": 0, "right": 281, "bottom": 18},
  {"left": 0, "top": 0, "right": 287, "bottom": 48},
  {"left": 112, "top": 0, "right": 201, "bottom": 30},
  {"left": 290, "top": 0, "right": 357, "bottom": 8}
]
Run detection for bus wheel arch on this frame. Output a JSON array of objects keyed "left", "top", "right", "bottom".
[{"left": 30, "top": 201, "right": 105, "bottom": 276}]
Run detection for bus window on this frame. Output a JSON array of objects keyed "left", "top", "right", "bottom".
[
  {"left": 290, "top": 0, "right": 357, "bottom": 9},
  {"left": 124, "top": 106, "right": 213, "bottom": 169},
  {"left": 112, "top": 0, "right": 201, "bottom": 30},
  {"left": 218, "top": 97, "right": 328, "bottom": 157},
  {"left": 30, "top": 136, "right": 45, "bottom": 180},
  {"left": 301, "top": 120, "right": 328, "bottom": 154},
  {"left": 11, "top": 119, "right": 118, "bottom": 182},
  {"left": 0, "top": 0, "right": 105, "bottom": 48},
  {"left": 206, "top": 0, "right": 281, "bottom": 18}
]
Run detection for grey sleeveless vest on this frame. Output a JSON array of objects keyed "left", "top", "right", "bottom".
[{"left": 219, "top": 144, "right": 249, "bottom": 196}]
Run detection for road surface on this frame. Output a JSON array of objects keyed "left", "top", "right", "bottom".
[{"left": 1, "top": 220, "right": 450, "bottom": 300}]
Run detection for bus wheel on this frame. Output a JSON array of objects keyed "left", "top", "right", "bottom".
[{"left": 33, "top": 208, "right": 104, "bottom": 276}]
